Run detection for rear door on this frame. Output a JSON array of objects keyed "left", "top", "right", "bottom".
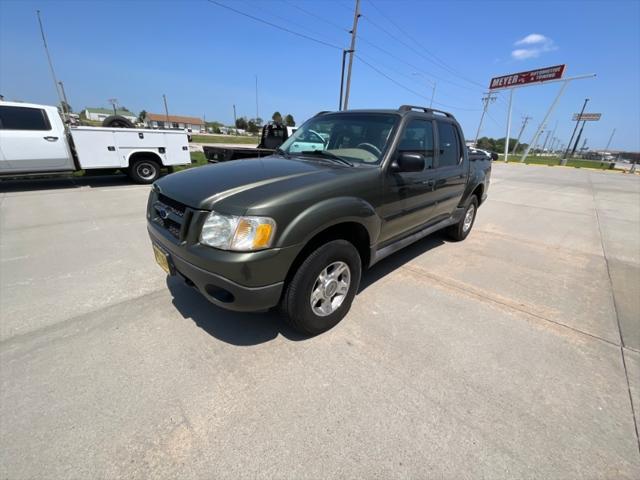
[
  {"left": 379, "top": 118, "right": 438, "bottom": 243},
  {"left": 431, "top": 121, "right": 467, "bottom": 219},
  {"left": 0, "top": 105, "right": 72, "bottom": 173}
]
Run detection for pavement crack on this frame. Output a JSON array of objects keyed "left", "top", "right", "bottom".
[
  {"left": 399, "top": 263, "right": 622, "bottom": 349},
  {"left": 588, "top": 171, "right": 640, "bottom": 456}
]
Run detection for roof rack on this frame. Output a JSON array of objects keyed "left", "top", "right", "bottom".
[{"left": 398, "top": 105, "right": 454, "bottom": 118}]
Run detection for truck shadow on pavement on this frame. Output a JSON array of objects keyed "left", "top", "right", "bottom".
[
  {"left": 166, "top": 276, "right": 307, "bottom": 346},
  {"left": 165, "top": 233, "right": 446, "bottom": 346},
  {"left": 0, "top": 174, "right": 141, "bottom": 193}
]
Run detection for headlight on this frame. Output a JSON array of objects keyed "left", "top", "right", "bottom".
[{"left": 200, "top": 211, "right": 276, "bottom": 251}]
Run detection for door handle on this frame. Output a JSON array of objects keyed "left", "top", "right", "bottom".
[
  {"left": 43, "top": 136, "right": 59, "bottom": 141},
  {"left": 421, "top": 179, "right": 435, "bottom": 187}
]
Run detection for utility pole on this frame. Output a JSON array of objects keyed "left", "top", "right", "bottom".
[
  {"left": 58, "top": 81, "right": 70, "bottom": 118},
  {"left": 511, "top": 115, "right": 532, "bottom": 155},
  {"left": 255, "top": 75, "right": 259, "bottom": 122},
  {"left": 563, "top": 97, "right": 589, "bottom": 164},
  {"left": 602, "top": 128, "right": 616, "bottom": 160},
  {"left": 232, "top": 104, "right": 237, "bottom": 135},
  {"left": 162, "top": 94, "right": 169, "bottom": 124},
  {"left": 342, "top": 0, "right": 361, "bottom": 110},
  {"left": 108, "top": 98, "right": 118, "bottom": 116},
  {"left": 339, "top": 49, "right": 354, "bottom": 110},
  {"left": 474, "top": 92, "right": 496, "bottom": 144},
  {"left": 541, "top": 129, "right": 552, "bottom": 153},
  {"left": 547, "top": 121, "right": 558, "bottom": 154},
  {"left": 36, "top": 10, "right": 65, "bottom": 118}
]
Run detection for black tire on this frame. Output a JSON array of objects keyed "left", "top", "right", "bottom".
[
  {"left": 102, "top": 115, "right": 134, "bottom": 128},
  {"left": 128, "top": 157, "right": 160, "bottom": 184},
  {"left": 447, "top": 195, "right": 478, "bottom": 241},
  {"left": 281, "top": 239, "right": 362, "bottom": 335}
]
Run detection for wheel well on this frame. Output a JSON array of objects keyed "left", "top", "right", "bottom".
[
  {"left": 472, "top": 184, "right": 484, "bottom": 204},
  {"left": 283, "top": 222, "right": 371, "bottom": 290},
  {"left": 128, "top": 151, "right": 162, "bottom": 168}
]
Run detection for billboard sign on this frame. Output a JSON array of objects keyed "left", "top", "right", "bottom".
[
  {"left": 489, "top": 64, "right": 566, "bottom": 90},
  {"left": 572, "top": 113, "right": 602, "bottom": 121}
]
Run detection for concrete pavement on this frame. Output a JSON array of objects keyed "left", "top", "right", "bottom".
[{"left": 1, "top": 164, "right": 639, "bottom": 479}]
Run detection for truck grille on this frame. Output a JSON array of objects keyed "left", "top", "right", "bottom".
[{"left": 149, "top": 192, "right": 190, "bottom": 240}]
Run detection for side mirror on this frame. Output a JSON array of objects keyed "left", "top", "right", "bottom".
[
  {"left": 490, "top": 152, "right": 499, "bottom": 161},
  {"left": 394, "top": 152, "right": 425, "bottom": 172}
]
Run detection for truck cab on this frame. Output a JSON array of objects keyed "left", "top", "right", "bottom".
[{"left": 0, "top": 101, "right": 74, "bottom": 173}]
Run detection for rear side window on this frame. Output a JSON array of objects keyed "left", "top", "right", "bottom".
[
  {"left": 0, "top": 106, "right": 52, "bottom": 131},
  {"left": 437, "top": 122, "right": 460, "bottom": 167},
  {"left": 398, "top": 119, "right": 434, "bottom": 167}
]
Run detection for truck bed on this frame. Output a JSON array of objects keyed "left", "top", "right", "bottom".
[{"left": 203, "top": 145, "right": 275, "bottom": 163}]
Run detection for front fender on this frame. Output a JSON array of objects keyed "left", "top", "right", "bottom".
[{"left": 276, "top": 196, "right": 380, "bottom": 248}]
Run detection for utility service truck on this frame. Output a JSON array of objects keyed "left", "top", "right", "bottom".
[{"left": 0, "top": 101, "right": 191, "bottom": 183}]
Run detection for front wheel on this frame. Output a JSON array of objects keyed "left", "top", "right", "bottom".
[
  {"left": 128, "top": 158, "right": 160, "bottom": 184},
  {"left": 447, "top": 196, "right": 478, "bottom": 241},
  {"left": 281, "top": 240, "right": 362, "bottom": 335}
]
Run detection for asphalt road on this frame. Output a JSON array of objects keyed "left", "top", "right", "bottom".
[{"left": 1, "top": 163, "right": 639, "bottom": 479}]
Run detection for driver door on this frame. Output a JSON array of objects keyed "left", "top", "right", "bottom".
[{"left": 379, "top": 118, "right": 438, "bottom": 244}]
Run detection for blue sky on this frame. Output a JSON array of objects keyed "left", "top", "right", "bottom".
[{"left": 1, "top": 0, "right": 638, "bottom": 150}]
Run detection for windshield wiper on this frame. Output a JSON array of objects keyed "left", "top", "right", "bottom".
[
  {"left": 275, "top": 147, "right": 290, "bottom": 158},
  {"left": 300, "top": 150, "right": 353, "bottom": 167}
]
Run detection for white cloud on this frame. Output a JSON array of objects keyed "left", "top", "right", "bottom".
[
  {"left": 512, "top": 49, "right": 540, "bottom": 60},
  {"left": 511, "top": 33, "right": 557, "bottom": 60},
  {"left": 515, "top": 33, "right": 549, "bottom": 46}
]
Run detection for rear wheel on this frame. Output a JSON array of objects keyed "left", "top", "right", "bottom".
[
  {"left": 281, "top": 240, "right": 361, "bottom": 335},
  {"left": 128, "top": 157, "right": 160, "bottom": 184},
  {"left": 447, "top": 196, "right": 478, "bottom": 241}
]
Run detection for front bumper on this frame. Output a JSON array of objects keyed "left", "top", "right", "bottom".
[{"left": 148, "top": 224, "right": 294, "bottom": 312}]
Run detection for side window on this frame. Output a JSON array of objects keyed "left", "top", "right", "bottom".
[
  {"left": 0, "top": 106, "right": 51, "bottom": 131},
  {"left": 397, "top": 119, "right": 434, "bottom": 168},
  {"left": 437, "top": 122, "right": 461, "bottom": 167}
]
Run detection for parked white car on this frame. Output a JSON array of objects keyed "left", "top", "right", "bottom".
[{"left": 0, "top": 101, "right": 191, "bottom": 183}]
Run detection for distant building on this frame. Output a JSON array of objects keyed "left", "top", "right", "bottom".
[
  {"left": 83, "top": 107, "right": 137, "bottom": 123},
  {"left": 144, "top": 113, "right": 204, "bottom": 133}
]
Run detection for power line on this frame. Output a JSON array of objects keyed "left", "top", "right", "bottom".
[
  {"left": 282, "top": 0, "right": 350, "bottom": 33},
  {"left": 207, "top": 0, "right": 342, "bottom": 50},
  {"left": 355, "top": 54, "right": 480, "bottom": 111},
  {"left": 365, "top": 0, "right": 486, "bottom": 89}
]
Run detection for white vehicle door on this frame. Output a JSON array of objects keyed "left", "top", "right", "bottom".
[{"left": 0, "top": 105, "right": 72, "bottom": 173}]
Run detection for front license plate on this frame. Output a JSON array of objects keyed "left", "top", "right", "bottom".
[{"left": 153, "top": 244, "right": 171, "bottom": 274}]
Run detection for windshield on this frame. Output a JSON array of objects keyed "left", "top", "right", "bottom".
[{"left": 278, "top": 113, "right": 398, "bottom": 165}]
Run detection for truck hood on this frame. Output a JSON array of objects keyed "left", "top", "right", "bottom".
[{"left": 154, "top": 156, "right": 345, "bottom": 212}]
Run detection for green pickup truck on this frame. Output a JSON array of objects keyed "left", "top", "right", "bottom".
[{"left": 148, "top": 106, "right": 492, "bottom": 335}]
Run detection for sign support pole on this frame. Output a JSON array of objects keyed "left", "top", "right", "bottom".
[
  {"left": 504, "top": 89, "right": 514, "bottom": 162},
  {"left": 520, "top": 80, "right": 570, "bottom": 163}
]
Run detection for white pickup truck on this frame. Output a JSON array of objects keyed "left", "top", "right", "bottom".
[{"left": 0, "top": 101, "right": 191, "bottom": 183}]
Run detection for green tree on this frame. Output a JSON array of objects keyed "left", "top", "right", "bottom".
[
  {"left": 247, "top": 118, "right": 260, "bottom": 134},
  {"left": 138, "top": 110, "right": 147, "bottom": 123},
  {"left": 271, "top": 111, "right": 283, "bottom": 123},
  {"left": 284, "top": 114, "right": 295, "bottom": 126},
  {"left": 235, "top": 117, "right": 248, "bottom": 130}
]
